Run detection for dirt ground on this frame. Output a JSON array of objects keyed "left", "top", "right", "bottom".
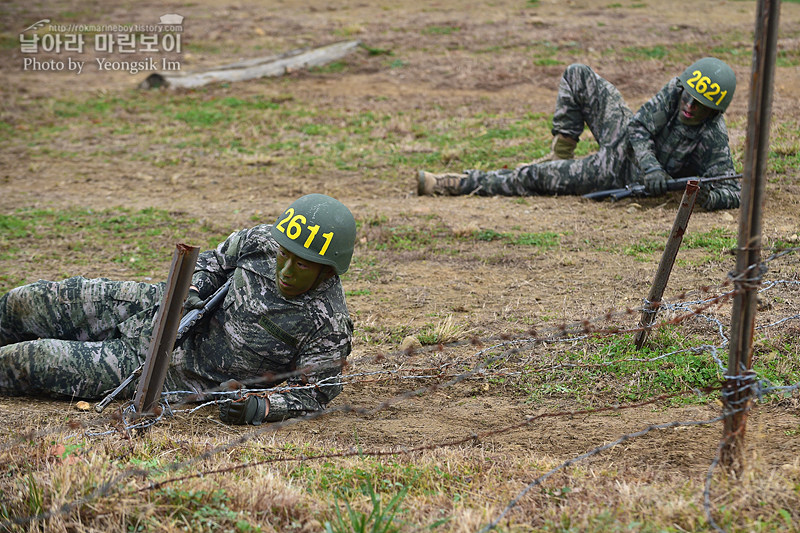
[{"left": 2, "top": 0, "right": 800, "bottom": 525}]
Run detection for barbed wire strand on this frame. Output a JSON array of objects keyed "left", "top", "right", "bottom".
[{"left": 1, "top": 250, "right": 798, "bottom": 529}]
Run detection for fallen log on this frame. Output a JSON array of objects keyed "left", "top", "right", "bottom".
[{"left": 140, "top": 40, "right": 361, "bottom": 89}]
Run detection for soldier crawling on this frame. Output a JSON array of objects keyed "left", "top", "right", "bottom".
[
  {"left": 0, "top": 194, "right": 356, "bottom": 426},
  {"left": 417, "top": 58, "right": 741, "bottom": 211}
]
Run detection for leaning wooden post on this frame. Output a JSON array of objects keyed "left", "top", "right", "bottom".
[
  {"left": 133, "top": 243, "right": 199, "bottom": 415},
  {"left": 721, "top": 0, "right": 780, "bottom": 473},
  {"left": 634, "top": 181, "right": 700, "bottom": 349}
]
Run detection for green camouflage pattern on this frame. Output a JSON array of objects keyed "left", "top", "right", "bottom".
[
  {"left": 0, "top": 224, "right": 353, "bottom": 422},
  {"left": 458, "top": 64, "right": 740, "bottom": 210},
  {"left": 173, "top": 224, "right": 353, "bottom": 422},
  {"left": 0, "top": 277, "right": 162, "bottom": 399}
]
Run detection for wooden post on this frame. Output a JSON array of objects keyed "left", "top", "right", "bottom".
[
  {"left": 133, "top": 244, "right": 199, "bottom": 415},
  {"left": 635, "top": 181, "right": 700, "bottom": 349},
  {"left": 721, "top": 0, "right": 780, "bottom": 473}
]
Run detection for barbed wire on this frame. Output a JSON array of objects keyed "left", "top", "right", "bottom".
[
  {"left": 479, "top": 412, "right": 733, "bottom": 533},
  {"left": 1, "top": 250, "right": 799, "bottom": 530}
]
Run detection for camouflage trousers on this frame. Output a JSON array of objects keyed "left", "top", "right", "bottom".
[
  {"left": 461, "top": 64, "right": 637, "bottom": 196},
  {"left": 0, "top": 277, "right": 163, "bottom": 399}
]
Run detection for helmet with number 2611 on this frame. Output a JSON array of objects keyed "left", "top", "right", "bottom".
[
  {"left": 272, "top": 194, "right": 356, "bottom": 275},
  {"left": 678, "top": 57, "right": 736, "bottom": 113}
]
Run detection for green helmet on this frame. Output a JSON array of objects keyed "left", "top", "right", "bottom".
[
  {"left": 678, "top": 57, "right": 736, "bottom": 112},
  {"left": 272, "top": 194, "right": 356, "bottom": 275}
]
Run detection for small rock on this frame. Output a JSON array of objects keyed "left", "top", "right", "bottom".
[
  {"left": 75, "top": 401, "right": 91, "bottom": 411},
  {"left": 720, "top": 212, "right": 735, "bottom": 222},
  {"left": 400, "top": 335, "right": 422, "bottom": 352}
]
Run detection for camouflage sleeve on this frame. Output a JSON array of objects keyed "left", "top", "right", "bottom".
[
  {"left": 701, "top": 177, "right": 741, "bottom": 210},
  {"left": 191, "top": 228, "right": 249, "bottom": 299},
  {"left": 265, "top": 315, "right": 353, "bottom": 422},
  {"left": 627, "top": 79, "right": 681, "bottom": 175},
  {"left": 694, "top": 120, "right": 735, "bottom": 177},
  {"left": 694, "top": 118, "right": 740, "bottom": 210}
]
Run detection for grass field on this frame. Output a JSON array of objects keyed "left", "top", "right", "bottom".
[{"left": 1, "top": 0, "right": 800, "bottom": 531}]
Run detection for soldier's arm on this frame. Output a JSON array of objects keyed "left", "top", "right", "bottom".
[
  {"left": 265, "top": 321, "right": 352, "bottom": 422},
  {"left": 191, "top": 228, "right": 248, "bottom": 298},
  {"left": 627, "top": 78, "right": 682, "bottom": 175},
  {"left": 693, "top": 119, "right": 740, "bottom": 210}
]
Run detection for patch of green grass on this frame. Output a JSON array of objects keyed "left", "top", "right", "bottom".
[
  {"left": 607, "top": 42, "right": 704, "bottom": 65},
  {"left": 0, "top": 207, "right": 226, "bottom": 291},
  {"left": 343, "top": 256, "right": 382, "bottom": 283},
  {"left": 174, "top": 107, "right": 228, "bottom": 126},
  {"left": 518, "top": 326, "right": 724, "bottom": 405},
  {"left": 346, "top": 289, "right": 372, "bottom": 297},
  {"left": 620, "top": 45, "right": 669, "bottom": 60},
  {"left": 421, "top": 26, "right": 460, "bottom": 35},
  {"left": 682, "top": 228, "right": 736, "bottom": 253},
  {"left": 752, "top": 333, "right": 800, "bottom": 393},
  {"left": 765, "top": 121, "right": 800, "bottom": 174},
  {"left": 360, "top": 44, "right": 393, "bottom": 56},
  {"left": 14, "top": 88, "right": 560, "bottom": 181},
  {"left": 0, "top": 214, "right": 30, "bottom": 239},
  {"left": 417, "top": 315, "right": 465, "bottom": 345},
  {"left": 511, "top": 232, "right": 560, "bottom": 247},
  {"left": 354, "top": 322, "right": 413, "bottom": 346},
  {"left": 472, "top": 229, "right": 560, "bottom": 249},
  {"left": 0, "top": 32, "right": 18, "bottom": 51},
  {"left": 52, "top": 96, "right": 123, "bottom": 118},
  {"left": 290, "top": 456, "right": 471, "bottom": 501},
  {"left": 366, "top": 218, "right": 457, "bottom": 254},
  {"left": 622, "top": 239, "right": 662, "bottom": 260},
  {"left": 154, "top": 488, "right": 241, "bottom": 529},
  {"left": 311, "top": 61, "right": 348, "bottom": 74},
  {"left": 532, "top": 58, "right": 562, "bottom": 66},
  {"left": 0, "top": 120, "right": 13, "bottom": 140},
  {"left": 323, "top": 474, "right": 435, "bottom": 533}
]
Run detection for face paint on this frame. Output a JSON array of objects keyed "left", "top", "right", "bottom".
[
  {"left": 275, "top": 245, "right": 325, "bottom": 298},
  {"left": 678, "top": 90, "right": 715, "bottom": 126}
]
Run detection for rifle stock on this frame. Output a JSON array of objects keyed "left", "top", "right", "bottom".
[{"left": 583, "top": 174, "right": 742, "bottom": 202}]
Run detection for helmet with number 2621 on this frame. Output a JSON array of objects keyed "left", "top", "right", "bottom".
[
  {"left": 678, "top": 57, "right": 736, "bottom": 113},
  {"left": 272, "top": 194, "right": 357, "bottom": 275}
]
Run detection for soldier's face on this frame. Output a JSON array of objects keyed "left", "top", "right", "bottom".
[
  {"left": 679, "top": 91, "right": 715, "bottom": 126},
  {"left": 275, "top": 246, "right": 324, "bottom": 298}
]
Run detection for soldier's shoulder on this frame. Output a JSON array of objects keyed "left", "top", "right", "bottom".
[
  {"left": 241, "top": 224, "right": 279, "bottom": 253},
  {"left": 307, "top": 278, "right": 349, "bottom": 320}
]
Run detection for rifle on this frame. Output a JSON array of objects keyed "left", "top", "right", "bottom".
[
  {"left": 582, "top": 174, "right": 743, "bottom": 202},
  {"left": 94, "top": 280, "right": 231, "bottom": 413}
]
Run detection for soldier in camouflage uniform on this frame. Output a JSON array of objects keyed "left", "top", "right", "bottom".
[
  {"left": 417, "top": 58, "right": 740, "bottom": 211},
  {"left": 0, "top": 194, "right": 357, "bottom": 425}
]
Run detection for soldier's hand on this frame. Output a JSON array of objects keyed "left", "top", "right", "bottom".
[
  {"left": 184, "top": 289, "right": 204, "bottom": 311},
  {"left": 219, "top": 395, "right": 268, "bottom": 425},
  {"left": 643, "top": 169, "right": 669, "bottom": 195},
  {"left": 220, "top": 379, "right": 244, "bottom": 391},
  {"left": 696, "top": 186, "right": 718, "bottom": 210}
]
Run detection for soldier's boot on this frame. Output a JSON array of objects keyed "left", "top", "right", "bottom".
[
  {"left": 527, "top": 133, "right": 579, "bottom": 165},
  {"left": 417, "top": 171, "right": 464, "bottom": 196}
]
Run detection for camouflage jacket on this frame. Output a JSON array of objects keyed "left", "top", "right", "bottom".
[
  {"left": 627, "top": 77, "right": 740, "bottom": 210},
  {"left": 168, "top": 224, "right": 353, "bottom": 422}
]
